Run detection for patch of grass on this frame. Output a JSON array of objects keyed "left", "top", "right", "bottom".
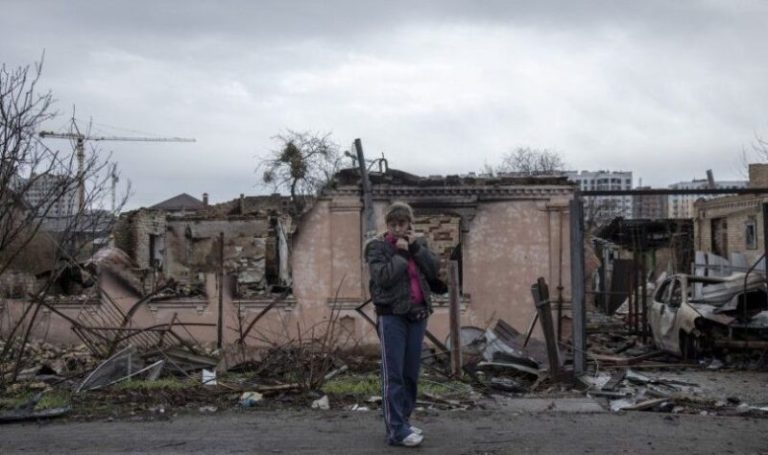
[
  {"left": 36, "top": 390, "right": 71, "bottom": 410},
  {"left": 113, "top": 378, "right": 192, "bottom": 391},
  {"left": 419, "top": 378, "right": 473, "bottom": 398},
  {"left": 0, "top": 390, "right": 71, "bottom": 411},
  {"left": 321, "top": 374, "right": 473, "bottom": 400},
  {"left": 322, "top": 375, "right": 380, "bottom": 396},
  {"left": 0, "top": 395, "right": 23, "bottom": 410}
]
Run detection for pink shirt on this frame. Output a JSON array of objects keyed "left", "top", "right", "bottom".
[{"left": 385, "top": 233, "right": 424, "bottom": 306}]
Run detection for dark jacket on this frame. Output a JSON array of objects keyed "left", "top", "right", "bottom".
[{"left": 364, "top": 233, "right": 440, "bottom": 316}]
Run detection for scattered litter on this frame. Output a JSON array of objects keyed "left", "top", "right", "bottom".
[
  {"left": 706, "top": 359, "right": 724, "bottom": 370},
  {"left": 199, "top": 406, "right": 218, "bottom": 413},
  {"left": 202, "top": 369, "right": 217, "bottom": 386},
  {"left": 239, "top": 391, "right": 264, "bottom": 407},
  {"left": 324, "top": 365, "right": 349, "bottom": 382},
  {"left": 311, "top": 395, "right": 330, "bottom": 410},
  {"left": 350, "top": 404, "right": 370, "bottom": 411}
]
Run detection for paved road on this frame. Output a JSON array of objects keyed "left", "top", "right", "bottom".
[{"left": 1, "top": 406, "right": 767, "bottom": 454}]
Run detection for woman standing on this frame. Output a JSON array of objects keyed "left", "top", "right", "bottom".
[{"left": 364, "top": 201, "right": 440, "bottom": 447}]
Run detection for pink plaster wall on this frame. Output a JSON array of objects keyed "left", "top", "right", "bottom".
[{"left": 2, "top": 187, "right": 574, "bottom": 351}]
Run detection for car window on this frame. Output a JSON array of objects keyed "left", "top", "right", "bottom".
[
  {"left": 655, "top": 280, "right": 671, "bottom": 303},
  {"left": 670, "top": 279, "right": 682, "bottom": 306}
]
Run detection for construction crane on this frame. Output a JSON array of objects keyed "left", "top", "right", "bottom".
[{"left": 39, "top": 131, "right": 196, "bottom": 211}]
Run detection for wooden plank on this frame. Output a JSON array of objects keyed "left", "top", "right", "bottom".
[{"left": 448, "top": 261, "right": 462, "bottom": 378}]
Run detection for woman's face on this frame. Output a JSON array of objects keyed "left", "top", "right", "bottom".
[{"left": 386, "top": 218, "right": 411, "bottom": 238}]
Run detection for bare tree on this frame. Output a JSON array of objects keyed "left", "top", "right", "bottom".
[
  {"left": 750, "top": 134, "right": 768, "bottom": 161},
  {"left": 257, "top": 130, "right": 341, "bottom": 214},
  {"left": 497, "top": 147, "right": 566, "bottom": 176},
  {"left": 739, "top": 134, "right": 768, "bottom": 178},
  {"left": 583, "top": 197, "right": 623, "bottom": 233},
  {"left": 0, "top": 57, "right": 130, "bottom": 386}
]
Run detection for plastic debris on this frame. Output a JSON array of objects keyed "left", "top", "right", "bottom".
[
  {"left": 311, "top": 395, "right": 330, "bottom": 410},
  {"left": 240, "top": 391, "right": 264, "bottom": 407}
]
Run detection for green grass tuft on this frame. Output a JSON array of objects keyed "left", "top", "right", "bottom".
[
  {"left": 36, "top": 390, "right": 71, "bottom": 410},
  {"left": 113, "top": 378, "right": 192, "bottom": 391},
  {"left": 322, "top": 375, "right": 380, "bottom": 396},
  {"left": 0, "top": 390, "right": 71, "bottom": 411},
  {"left": 321, "top": 374, "right": 473, "bottom": 399}
]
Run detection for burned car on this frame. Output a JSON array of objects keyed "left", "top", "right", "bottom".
[{"left": 648, "top": 272, "right": 768, "bottom": 359}]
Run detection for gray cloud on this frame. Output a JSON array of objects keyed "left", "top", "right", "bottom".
[{"left": 2, "top": 0, "right": 767, "bottom": 208}]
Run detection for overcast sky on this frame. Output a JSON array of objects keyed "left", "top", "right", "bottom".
[{"left": 2, "top": 0, "right": 768, "bottom": 209}]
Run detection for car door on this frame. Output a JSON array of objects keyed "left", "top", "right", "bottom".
[
  {"left": 656, "top": 277, "right": 684, "bottom": 353},
  {"left": 649, "top": 278, "right": 672, "bottom": 348}
]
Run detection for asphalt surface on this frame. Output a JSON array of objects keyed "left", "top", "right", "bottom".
[{"left": 1, "top": 407, "right": 767, "bottom": 454}]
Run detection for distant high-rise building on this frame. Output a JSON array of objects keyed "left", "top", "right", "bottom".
[
  {"left": 667, "top": 179, "right": 747, "bottom": 219},
  {"left": 564, "top": 170, "right": 633, "bottom": 223},
  {"left": 632, "top": 187, "right": 668, "bottom": 219},
  {"left": 16, "top": 173, "right": 79, "bottom": 220}
]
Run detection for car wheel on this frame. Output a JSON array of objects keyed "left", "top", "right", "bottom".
[{"left": 680, "top": 333, "right": 700, "bottom": 362}]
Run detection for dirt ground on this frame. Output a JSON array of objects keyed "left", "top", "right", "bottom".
[{"left": 1, "top": 406, "right": 767, "bottom": 454}]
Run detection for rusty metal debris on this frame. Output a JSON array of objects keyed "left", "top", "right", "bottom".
[
  {"left": 76, "top": 346, "right": 144, "bottom": 392},
  {"left": 0, "top": 400, "right": 71, "bottom": 424}
]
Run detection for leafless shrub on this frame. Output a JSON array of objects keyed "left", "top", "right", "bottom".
[
  {"left": 0, "top": 57, "right": 130, "bottom": 388},
  {"left": 496, "top": 147, "right": 566, "bottom": 176},
  {"left": 256, "top": 130, "right": 341, "bottom": 215}
]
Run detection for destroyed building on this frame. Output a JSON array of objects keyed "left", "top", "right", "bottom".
[
  {"left": 693, "top": 163, "right": 768, "bottom": 266},
  {"left": 1, "top": 170, "right": 577, "bottom": 350}
]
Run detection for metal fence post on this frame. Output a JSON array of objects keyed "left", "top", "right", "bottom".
[
  {"left": 448, "top": 261, "right": 462, "bottom": 378},
  {"left": 569, "top": 198, "right": 586, "bottom": 375}
]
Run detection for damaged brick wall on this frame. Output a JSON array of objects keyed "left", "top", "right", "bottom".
[
  {"left": 291, "top": 171, "right": 575, "bottom": 347},
  {"left": 412, "top": 214, "right": 461, "bottom": 283},
  {"left": 113, "top": 209, "right": 168, "bottom": 270},
  {"left": 694, "top": 194, "right": 767, "bottom": 265},
  {"left": 0, "top": 270, "right": 37, "bottom": 298}
]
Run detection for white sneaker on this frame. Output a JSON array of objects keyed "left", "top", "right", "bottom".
[
  {"left": 409, "top": 426, "right": 423, "bottom": 436},
  {"left": 400, "top": 432, "right": 424, "bottom": 447}
]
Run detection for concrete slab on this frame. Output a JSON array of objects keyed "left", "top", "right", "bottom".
[{"left": 485, "top": 396, "right": 607, "bottom": 413}]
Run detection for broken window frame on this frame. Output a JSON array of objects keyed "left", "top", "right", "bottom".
[
  {"left": 669, "top": 279, "right": 683, "bottom": 307},
  {"left": 404, "top": 210, "right": 472, "bottom": 310},
  {"left": 710, "top": 217, "right": 728, "bottom": 257},
  {"left": 745, "top": 217, "right": 757, "bottom": 250},
  {"left": 654, "top": 279, "right": 671, "bottom": 303}
]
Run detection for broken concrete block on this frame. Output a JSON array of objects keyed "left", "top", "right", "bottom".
[{"left": 311, "top": 395, "right": 330, "bottom": 410}]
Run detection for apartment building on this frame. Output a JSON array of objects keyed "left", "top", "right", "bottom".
[
  {"left": 668, "top": 179, "right": 747, "bottom": 219},
  {"left": 565, "top": 170, "right": 633, "bottom": 222}
]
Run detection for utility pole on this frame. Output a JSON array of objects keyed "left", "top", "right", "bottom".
[{"left": 355, "top": 139, "right": 376, "bottom": 240}]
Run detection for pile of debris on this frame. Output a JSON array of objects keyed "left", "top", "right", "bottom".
[
  {"left": 434, "top": 320, "right": 549, "bottom": 395},
  {"left": 583, "top": 368, "right": 768, "bottom": 416},
  {"left": 151, "top": 279, "right": 206, "bottom": 300},
  {"left": 1, "top": 341, "right": 97, "bottom": 384}
]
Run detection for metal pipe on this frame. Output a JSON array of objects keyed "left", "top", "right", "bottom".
[
  {"left": 582, "top": 188, "right": 768, "bottom": 196},
  {"left": 218, "top": 232, "right": 224, "bottom": 349},
  {"left": 448, "top": 261, "right": 462, "bottom": 378}
]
